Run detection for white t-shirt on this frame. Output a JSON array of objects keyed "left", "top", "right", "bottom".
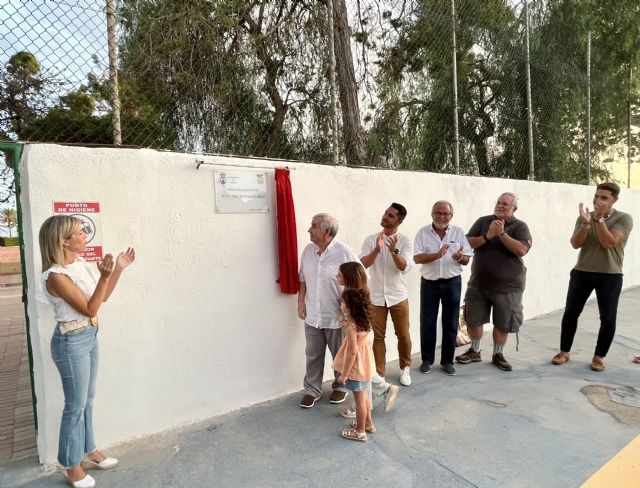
[{"left": 39, "top": 258, "right": 98, "bottom": 322}]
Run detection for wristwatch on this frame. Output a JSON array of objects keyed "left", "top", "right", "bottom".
[
  {"left": 391, "top": 248, "right": 400, "bottom": 255},
  {"left": 596, "top": 217, "right": 605, "bottom": 223}
]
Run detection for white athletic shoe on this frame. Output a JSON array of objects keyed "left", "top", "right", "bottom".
[{"left": 400, "top": 367, "right": 411, "bottom": 386}]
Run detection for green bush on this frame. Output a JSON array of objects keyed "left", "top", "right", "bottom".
[{"left": 0, "top": 237, "right": 19, "bottom": 246}]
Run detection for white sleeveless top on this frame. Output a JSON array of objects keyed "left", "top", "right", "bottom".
[{"left": 38, "top": 258, "right": 98, "bottom": 322}]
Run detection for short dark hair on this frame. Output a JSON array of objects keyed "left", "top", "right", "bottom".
[
  {"left": 390, "top": 202, "right": 407, "bottom": 221},
  {"left": 596, "top": 182, "right": 620, "bottom": 198}
]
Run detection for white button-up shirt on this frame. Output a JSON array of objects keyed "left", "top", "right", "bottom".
[
  {"left": 299, "top": 238, "right": 360, "bottom": 329},
  {"left": 361, "top": 232, "right": 412, "bottom": 307},
  {"left": 414, "top": 224, "right": 473, "bottom": 280}
]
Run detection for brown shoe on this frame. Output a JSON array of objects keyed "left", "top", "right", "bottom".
[
  {"left": 552, "top": 352, "right": 570, "bottom": 365},
  {"left": 329, "top": 390, "right": 348, "bottom": 404},
  {"left": 299, "top": 394, "right": 320, "bottom": 408},
  {"left": 591, "top": 356, "right": 605, "bottom": 372},
  {"left": 492, "top": 353, "right": 512, "bottom": 371},
  {"left": 455, "top": 347, "right": 482, "bottom": 364}
]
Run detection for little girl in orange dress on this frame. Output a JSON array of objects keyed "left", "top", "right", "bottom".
[{"left": 332, "top": 288, "right": 375, "bottom": 441}]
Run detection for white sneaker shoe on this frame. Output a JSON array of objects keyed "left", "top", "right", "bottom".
[{"left": 400, "top": 367, "right": 411, "bottom": 386}]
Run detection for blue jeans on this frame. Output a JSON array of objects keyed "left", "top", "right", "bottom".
[
  {"left": 420, "top": 276, "right": 462, "bottom": 365},
  {"left": 50, "top": 326, "right": 99, "bottom": 467}
]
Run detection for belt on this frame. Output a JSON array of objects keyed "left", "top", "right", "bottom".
[
  {"left": 57, "top": 316, "right": 99, "bottom": 335},
  {"left": 422, "top": 275, "right": 461, "bottom": 283}
]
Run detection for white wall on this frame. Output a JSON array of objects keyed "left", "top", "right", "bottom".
[{"left": 19, "top": 144, "right": 639, "bottom": 464}]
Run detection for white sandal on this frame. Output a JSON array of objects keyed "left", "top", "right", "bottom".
[
  {"left": 63, "top": 471, "right": 95, "bottom": 488},
  {"left": 83, "top": 452, "right": 118, "bottom": 470}
]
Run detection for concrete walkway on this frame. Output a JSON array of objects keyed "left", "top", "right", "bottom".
[
  {"left": 2, "top": 287, "right": 640, "bottom": 488},
  {"left": 0, "top": 285, "right": 36, "bottom": 465}
]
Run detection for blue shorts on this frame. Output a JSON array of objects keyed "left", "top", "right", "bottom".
[{"left": 345, "top": 379, "right": 371, "bottom": 392}]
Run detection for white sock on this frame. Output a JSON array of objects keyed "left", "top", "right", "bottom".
[
  {"left": 493, "top": 343, "right": 505, "bottom": 355},
  {"left": 471, "top": 339, "right": 481, "bottom": 352}
]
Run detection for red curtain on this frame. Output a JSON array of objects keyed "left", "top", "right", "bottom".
[{"left": 275, "top": 167, "right": 299, "bottom": 294}]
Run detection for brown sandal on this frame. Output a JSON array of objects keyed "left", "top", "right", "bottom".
[
  {"left": 632, "top": 356, "right": 640, "bottom": 364},
  {"left": 551, "top": 352, "right": 570, "bottom": 365},
  {"left": 591, "top": 356, "right": 605, "bottom": 372},
  {"left": 351, "top": 420, "right": 376, "bottom": 433},
  {"left": 341, "top": 428, "right": 367, "bottom": 442}
]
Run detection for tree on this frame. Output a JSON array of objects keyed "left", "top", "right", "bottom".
[
  {"left": 118, "top": 0, "right": 334, "bottom": 160},
  {"left": 523, "top": 0, "right": 640, "bottom": 182},
  {"left": 367, "top": 0, "right": 638, "bottom": 183},
  {"left": 332, "top": 0, "right": 366, "bottom": 165},
  {"left": 1, "top": 207, "right": 17, "bottom": 238},
  {"left": 22, "top": 71, "right": 176, "bottom": 148},
  {"left": 0, "top": 158, "right": 14, "bottom": 206},
  {"left": 372, "top": 0, "right": 517, "bottom": 174},
  {"left": 0, "top": 51, "right": 49, "bottom": 204},
  {"left": 0, "top": 51, "right": 47, "bottom": 139}
]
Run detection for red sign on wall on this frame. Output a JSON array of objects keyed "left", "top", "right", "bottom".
[{"left": 53, "top": 202, "right": 103, "bottom": 262}]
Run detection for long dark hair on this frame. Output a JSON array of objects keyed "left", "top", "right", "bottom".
[{"left": 342, "top": 288, "right": 372, "bottom": 332}]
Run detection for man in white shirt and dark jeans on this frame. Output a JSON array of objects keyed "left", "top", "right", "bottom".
[
  {"left": 414, "top": 201, "right": 473, "bottom": 376},
  {"left": 361, "top": 203, "right": 414, "bottom": 386},
  {"left": 298, "top": 213, "right": 360, "bottom": 408}
]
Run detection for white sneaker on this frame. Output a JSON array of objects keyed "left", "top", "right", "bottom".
[{"left": 400, "top": 367, "right": 411, "bottom": 386}]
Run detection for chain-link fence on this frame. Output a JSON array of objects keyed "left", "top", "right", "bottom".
[{"left": 1, "top": 0, "right": 639, "bottom": 203}]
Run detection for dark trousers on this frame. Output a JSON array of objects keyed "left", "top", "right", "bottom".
[
  {"left": 420, "top": 275, "right": 461, "bottom": 365},
  {"left": 560, "top": 269, "right": 623, "bottom": 357}
]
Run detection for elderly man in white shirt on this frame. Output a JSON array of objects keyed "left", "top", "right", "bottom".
[
  {"left": 361, "top": 203, "right": 414, "bottom": 386},
  {"left": 414, "top": 201, "right": 473, "bottom": 376},
  {"left": 298, "top": 213, "right": 360, "bottom": 409}
]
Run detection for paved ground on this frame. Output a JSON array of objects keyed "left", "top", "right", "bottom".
[
  {"left": 1, "top": 287, "right": 639, "bottom": 488},
  {"left": 0, "top": 285, "right": 37, "bottom": 465},
  {"left": 0, "top": 247, "right": 21, "bottom": 287}
]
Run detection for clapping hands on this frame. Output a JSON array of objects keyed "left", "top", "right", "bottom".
[
  {"left": 97, "top": 254, "right": 114, "bottom": 279},
  {"left": 593, "top": 200, "right": 611, "bottom": 220},
  {"left": 579, "top": 203, "right": 591, "bottom": 224},
  {"left": 115, "top": 247, "right": 136, "bottom": 271},
  {"left": 451, "top": 245, "right": 465, "bottom": 262},
  {"left": 486, "top": 219, "right": 505, "bottom": 239}
]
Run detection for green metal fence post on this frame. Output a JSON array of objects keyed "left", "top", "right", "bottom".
[{"left": 0, "top": 141, "right": 38, "bottom": 434}]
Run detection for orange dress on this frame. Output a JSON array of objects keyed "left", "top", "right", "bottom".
[{"left": 332, "top": 328, "right": 373, "bottom": 381}]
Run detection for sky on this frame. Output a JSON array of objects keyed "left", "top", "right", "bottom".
[
  {"left": 1, "top": 0, "right": 110, "bottom": 231},
  {"left": 1, "top": 0, "right": 109, "bottom": 90}
]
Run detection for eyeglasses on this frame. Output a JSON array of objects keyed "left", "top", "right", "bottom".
[
  {"left": 432, "top": 212, "right": 451, "bottom": 216},
  {"left": 495, "top": 201, "right": 513, "bottom": 207}
]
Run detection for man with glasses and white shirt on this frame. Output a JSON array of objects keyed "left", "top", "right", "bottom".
[
  {"left": 456, "top": 193, "right": 532, "bottom": 372},
  {"left": 414, "top": 201, "right": 473, "bottom": 376}
]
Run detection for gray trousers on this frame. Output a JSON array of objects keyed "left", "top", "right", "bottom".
[{"left": 303, "top": 323, "right": 345, "bottom": 398}]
